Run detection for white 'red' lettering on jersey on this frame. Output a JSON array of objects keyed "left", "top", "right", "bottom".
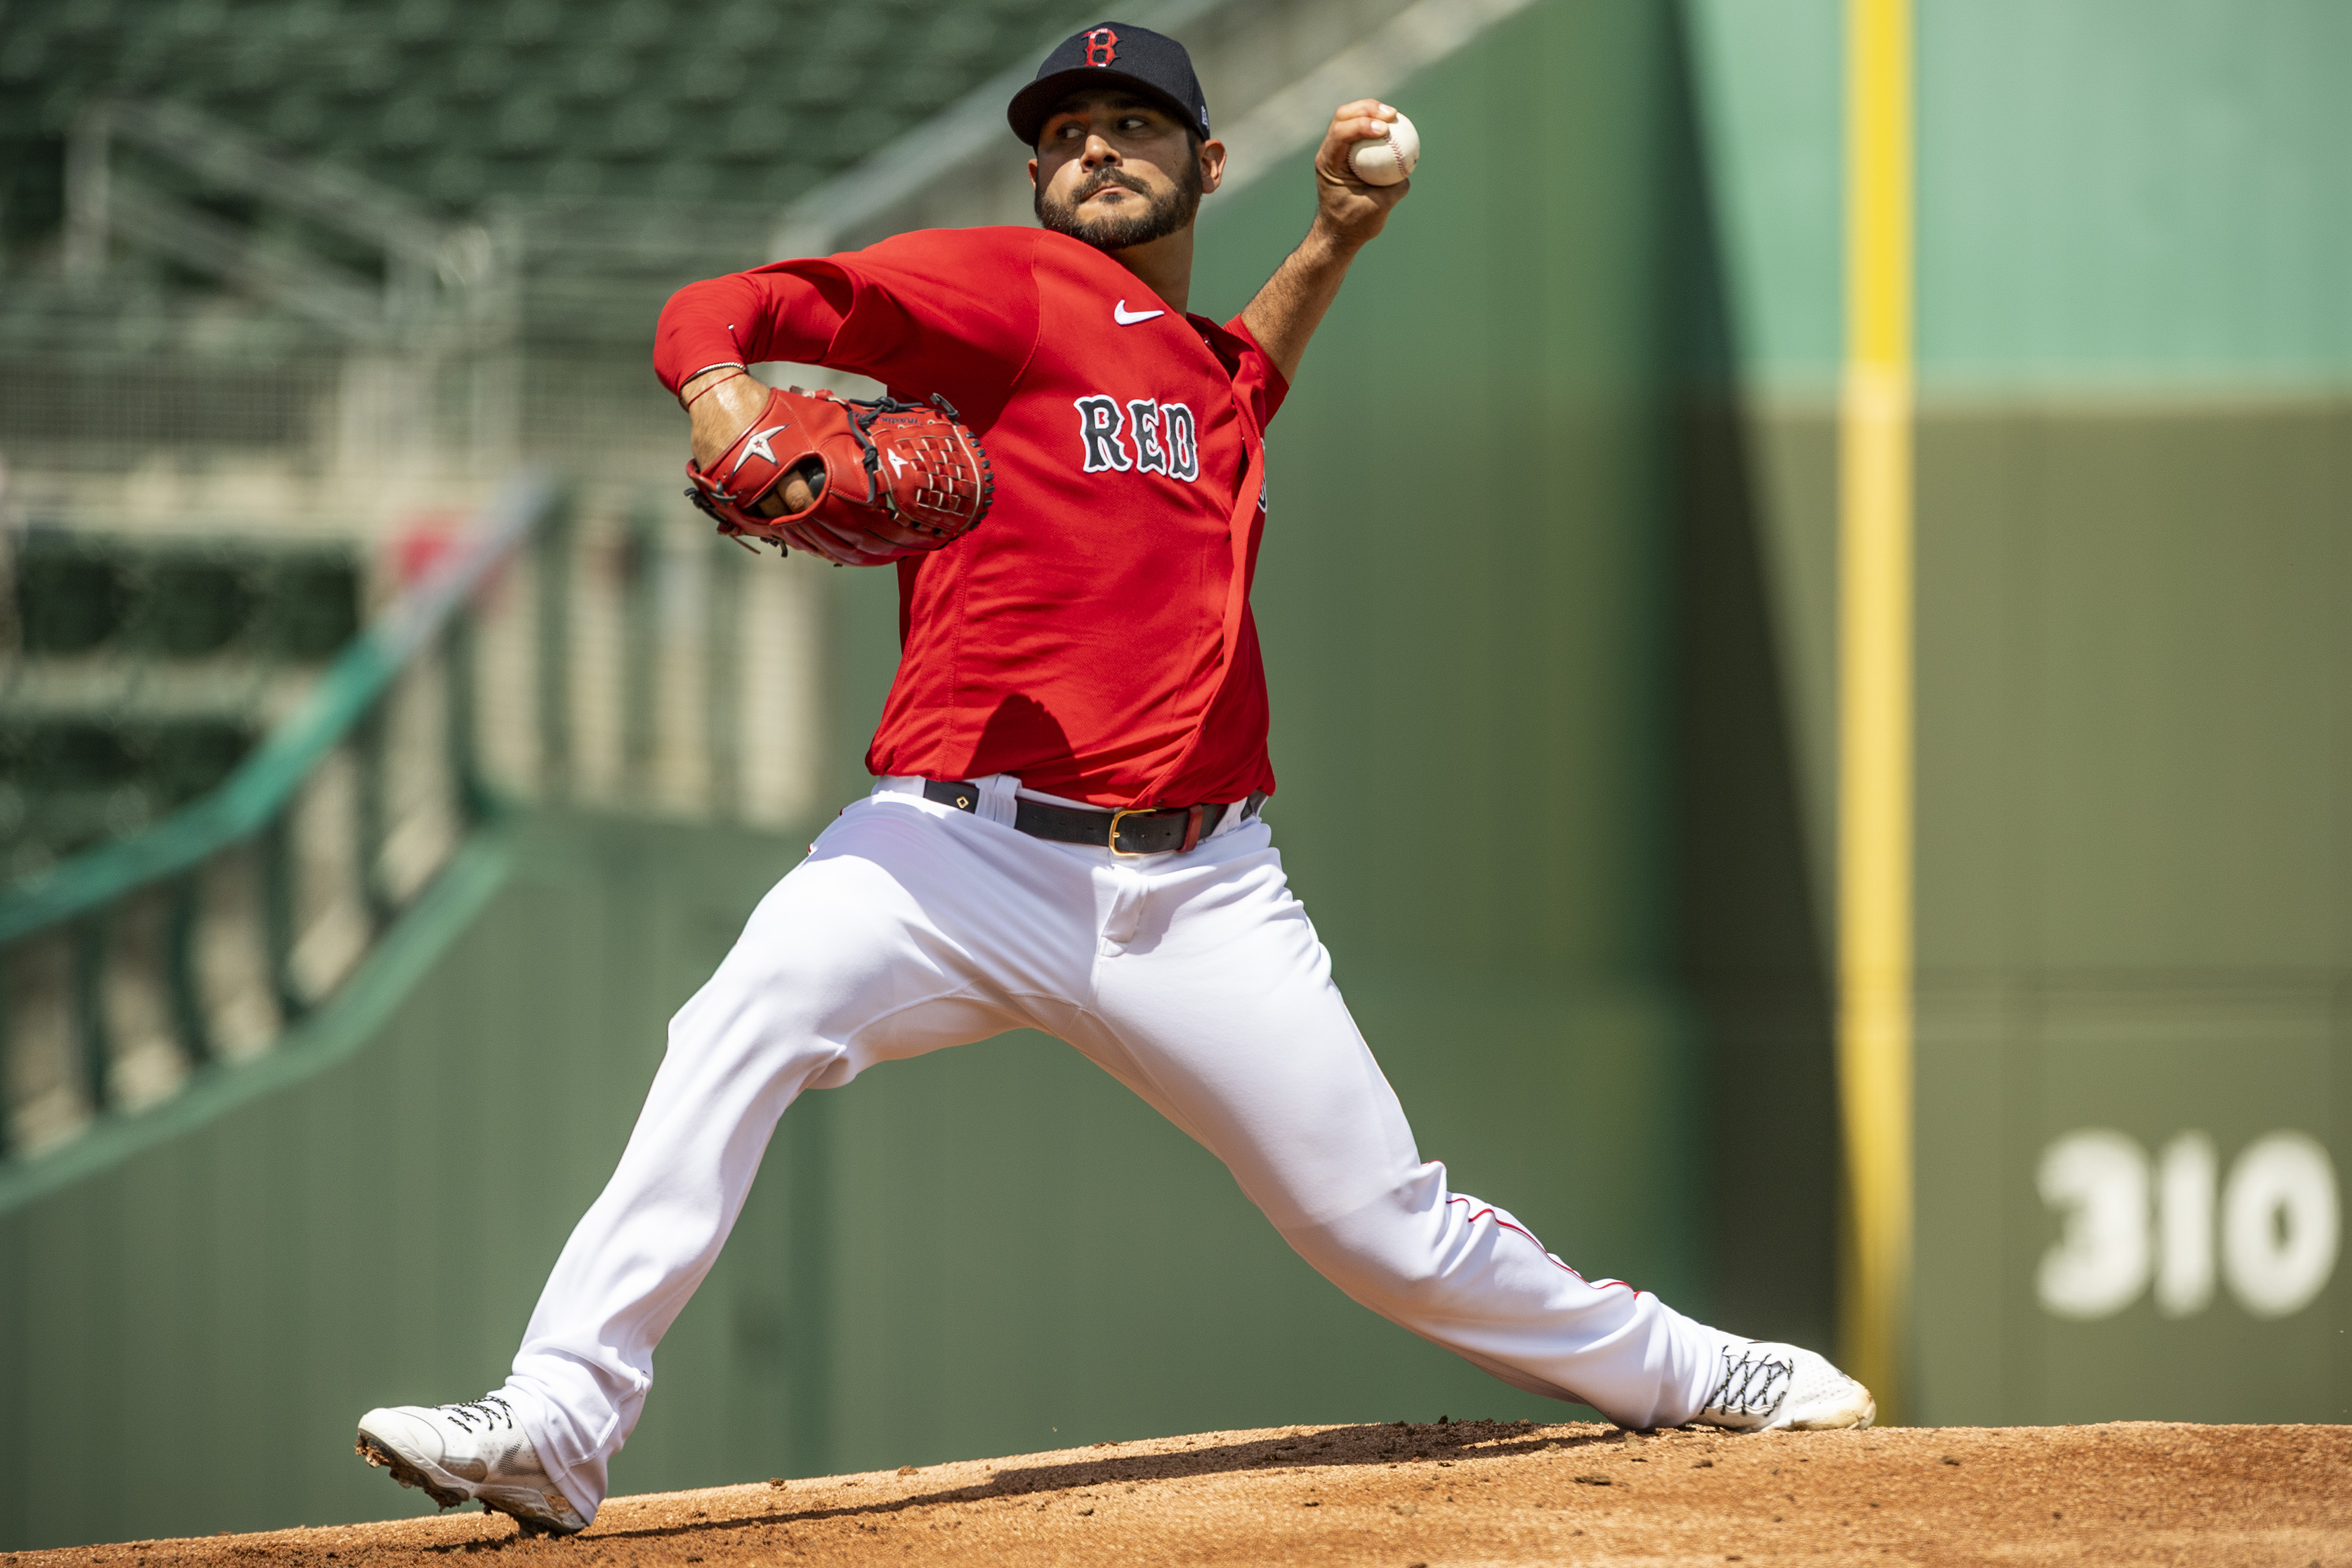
[{"left": 1073, "top": 395, "right": 1199, "bottom": 482}]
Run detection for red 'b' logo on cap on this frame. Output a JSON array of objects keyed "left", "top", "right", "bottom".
[{"left": 1084, "top": 26, "right": 1118, "bottom": 65}]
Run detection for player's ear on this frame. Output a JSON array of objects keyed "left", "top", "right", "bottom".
[
  {"left": 1197, "top": 137, "right": 1226, "bottom": 197},
  {"left": 1026, "top": 156, "right": 1039, "bottom": 189}
]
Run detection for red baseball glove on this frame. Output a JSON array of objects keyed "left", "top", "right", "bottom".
[{"left": 684, "top": 384, "right": 992, "bottom": 558}]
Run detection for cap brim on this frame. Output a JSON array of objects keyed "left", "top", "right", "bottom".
[{"left": 1007, "top": 68, "right": 1200, "bottom": 147}]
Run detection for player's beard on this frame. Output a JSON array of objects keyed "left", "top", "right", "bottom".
[{"left": 1035, "top": 160, "right": 1202, "bottom": 252}]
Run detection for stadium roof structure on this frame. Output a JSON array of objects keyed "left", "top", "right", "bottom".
[
  {"left": 0, "top": 0, "right": 1096, "bottom": 222},
  {"left": 0, "top": 0, "right": 1107, "bottom": 361}
]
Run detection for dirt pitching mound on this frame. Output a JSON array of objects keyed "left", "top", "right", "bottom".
[{"left": 20, "top": 1420, "right": 2349, "bottom": 1566}]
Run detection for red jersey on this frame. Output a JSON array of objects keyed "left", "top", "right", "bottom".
[{"left": 653, "top": 226, "right": 1285, "bottom": 809}]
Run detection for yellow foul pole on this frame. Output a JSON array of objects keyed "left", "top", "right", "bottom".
[{"left": 1838, "top": 0, "right": 1915, "bottom": 1421}]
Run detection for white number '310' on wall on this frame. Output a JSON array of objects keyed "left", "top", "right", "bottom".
[{"left": 2037, "top": 1130, "right": 2340, "bottom": 1320}]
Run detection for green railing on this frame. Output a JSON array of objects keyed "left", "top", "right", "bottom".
[{"left": 0, "top": 476, "right": 567, "bottom": 1161}]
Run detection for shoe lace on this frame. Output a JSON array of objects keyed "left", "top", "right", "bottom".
[
  {"left": 1706, "top": 1347, "right": 1793, "bottom": 1417},
  {"left": 442, "top": 1393, "right": 517, "bottom": 1432}
]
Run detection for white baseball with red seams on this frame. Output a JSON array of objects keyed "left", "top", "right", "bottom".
[
  {"left": 495, "top": 780, "right": 1738, "bottom": 1516},
  {"left": 1349, "top": 111, "right": 1420, "bottom": 185}
]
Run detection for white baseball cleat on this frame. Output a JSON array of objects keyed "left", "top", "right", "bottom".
[
  {"left": 355, "top": 1393, "right": 589, "bottom": 1535},
  {"left": 1693, "top": 1341, "right": 1876, "bottom": 1431}
]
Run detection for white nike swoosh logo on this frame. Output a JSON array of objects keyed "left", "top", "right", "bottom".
[{"left": 1114, "top": 300, "right": 1165, "bottom": 325}]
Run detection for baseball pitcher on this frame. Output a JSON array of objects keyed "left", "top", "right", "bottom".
[{"left": 355, "top": 23, "right": 1873, "bottom": 1535}]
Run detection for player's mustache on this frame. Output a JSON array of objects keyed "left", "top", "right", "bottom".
[{"left": 1075, "top": 170, "right": 1153, "bottom": 201}]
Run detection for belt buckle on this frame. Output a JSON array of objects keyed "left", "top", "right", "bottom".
[{"left": 1107, "top": 807, "right": 1152, "bottom": 856}]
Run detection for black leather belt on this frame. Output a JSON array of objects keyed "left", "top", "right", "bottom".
[{"left": 922, "top": 779, "right": 1265, "bottom": 856}]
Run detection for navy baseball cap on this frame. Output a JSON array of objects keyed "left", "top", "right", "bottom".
[{"left": 1007, "top": 22, "right": 1211, "bottom": 147}]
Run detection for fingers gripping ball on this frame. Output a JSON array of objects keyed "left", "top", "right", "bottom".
[
  {"left": 684, "top": 384, "right": 994, "bottom": 557},
  {"left": 1349, "top": 112, "right": 1419, "bottom": 186}
]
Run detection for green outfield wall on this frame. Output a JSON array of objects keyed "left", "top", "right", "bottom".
[
  {"left": 1687, "top": 0, "right": 2352, "bottom": 1421},
  {"left": 1735, "top": 393, "right": 2352, "bottom": 1424}
]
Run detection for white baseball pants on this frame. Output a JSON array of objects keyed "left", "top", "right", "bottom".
[{"left": 501, "top": 781, "right": 1733, "bottom": 1515}]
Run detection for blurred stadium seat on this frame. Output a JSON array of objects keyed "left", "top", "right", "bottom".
[
  {"left": 0, "top": 0, "right": 1096, "bottom": 235},
  {"left": 2, "top": 530, "right": 359, "bottom": 878},
  {"left": 13, "top": 535, "right": 358, "bottom": 662}
]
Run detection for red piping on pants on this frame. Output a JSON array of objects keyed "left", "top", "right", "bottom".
[{"left": 1444, "top": 1195, "right": 1647, "bottom": 1300}]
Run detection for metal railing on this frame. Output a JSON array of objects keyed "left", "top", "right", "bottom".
[{"left": 0, "top": 478, "right": 559, "bottom": 1161}]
